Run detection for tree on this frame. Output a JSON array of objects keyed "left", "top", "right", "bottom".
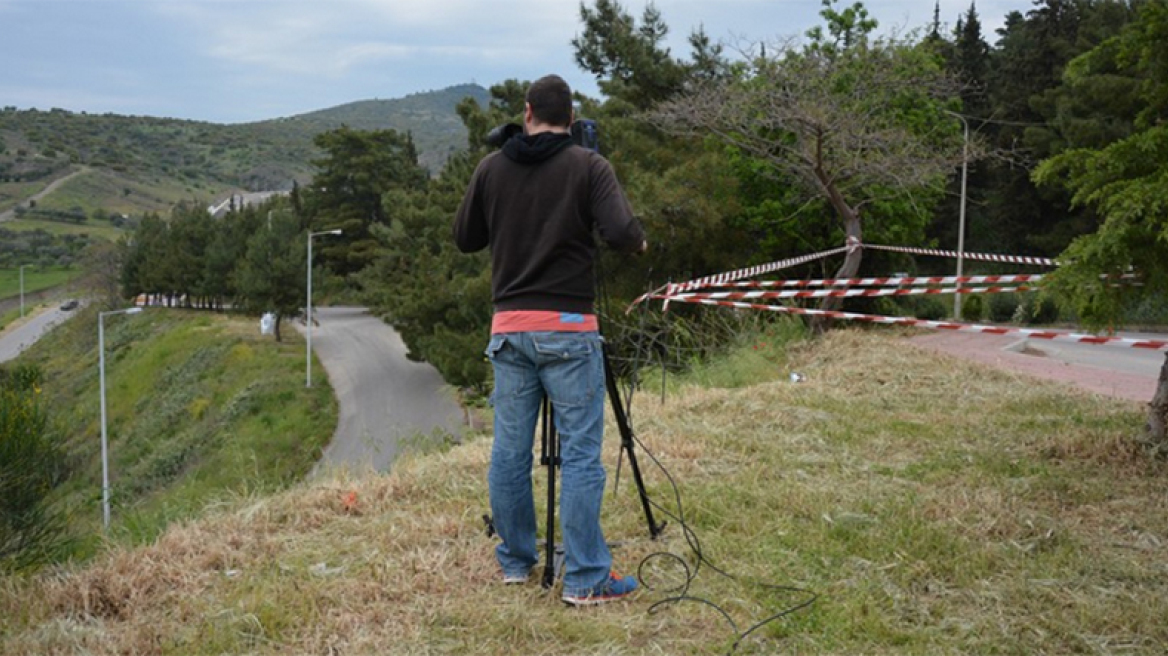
[
  {"left": 306, "top": 127, "right": 428, "bottom": 276},
  {"left": 235, "top": 208, "right": 306, "bottom": 342},
  {"left": 653, "top": 1, "right": 965, "bottom": 324},
  {"left": 573, "top": 0, "right": 689, "bottom": 109},
  {"left": 979, "top": 0, "right": 1137, "bottom": 257},
  {"left": 1034, "top": 0, "right": 1168, "bottom": 449}
]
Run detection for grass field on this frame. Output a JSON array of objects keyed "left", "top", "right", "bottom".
[
  {"left": 0, "top": 266, "right": 80, "bottom": 301},
  {"left": 1, "top": 326, "right": 1164, "bottom": 655}
]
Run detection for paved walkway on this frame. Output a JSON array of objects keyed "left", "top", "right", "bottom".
[{"left": 909, "top": 330, "right": 1165, "bottom": 403}]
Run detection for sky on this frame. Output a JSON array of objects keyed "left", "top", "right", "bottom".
[{"left": 1, "top": 0, "right": 1035, "bottom": 124}]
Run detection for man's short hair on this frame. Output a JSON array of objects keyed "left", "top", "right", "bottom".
[{"left": 526, "top": 75, "right": 573, "bottom": 128}]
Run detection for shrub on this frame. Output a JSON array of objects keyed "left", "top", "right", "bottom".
[
  {"left": 0, "top": 365, "right": 72, "bottom": 573},
  {"left": 1012, "top": 294, "right": 1060, "bottom": 325},
  {"left": 988, "top": 292, "right": 1019, "bottom": 323},
  {"left": 960, "top": 294, "right": 985, "bottom": 322},
  {"left": 885, "top": 295, "right": 948, "bottom": 321}
]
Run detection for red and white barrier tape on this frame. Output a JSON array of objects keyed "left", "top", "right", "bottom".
[
  {"left": 683, "top": 273, "right": 1046, "bottom": 291},
  {"left": 637, "top": 243, "right": 1057, "bottom": 307},
  {"left": 671, "top": 246, "right": 850, "bottom": 293},
  {"left": 660, "top": 284, "right": 1032, "bottom": 302},
  {"left": 659, "top": 295, "right": 1168, "bottom": 350},
  {"left": 863, "top": 243, "right": 1058, "bottom": 267}
]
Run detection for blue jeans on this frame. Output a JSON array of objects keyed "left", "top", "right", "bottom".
[{"left": 485, "top": 331, "right": 612, "bottom": 595}]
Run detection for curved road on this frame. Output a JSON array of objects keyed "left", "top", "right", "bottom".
[{"left": 300, "top": 307, "right": 465, "bottom": 474}]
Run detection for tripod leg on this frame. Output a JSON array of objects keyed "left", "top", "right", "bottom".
[
  {"left": 541, "top": 396, "right": 558, "bottom": 589},
  {"left": 602, "top": 342, "right": 665, "bottom": 539}
]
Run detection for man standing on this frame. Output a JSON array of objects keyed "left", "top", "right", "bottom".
[{"left": 453, "top": 74, "right": 646, "bottom": 606}]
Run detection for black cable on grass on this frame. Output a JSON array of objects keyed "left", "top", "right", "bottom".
[{"left": 597, "top": 289, "right": 818, "bottom": 655}]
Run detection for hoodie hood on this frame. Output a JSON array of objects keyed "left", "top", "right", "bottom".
[{"left": 502, "top": 131, "right": 574, "bottom": 164}]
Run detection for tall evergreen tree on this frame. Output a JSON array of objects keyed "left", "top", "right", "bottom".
[
  {"left": 1035, "top": 0, "right": 1168, "bottom": 448},
  {"left": 978, "top": 0, "right": 1136, "bottom": 258},
  {"left": 306, "top": 127, "right": 428, "bottom": 276},
  {"left": 235, "top": 208, "right": 306, "bottom": 342}
]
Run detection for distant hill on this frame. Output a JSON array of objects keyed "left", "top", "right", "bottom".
[
  {"left": 260, "top": 84, "right": 490, "bottom": 173},
  {"left": 0, "top": 84, "right": 490, "bottom": 218}
]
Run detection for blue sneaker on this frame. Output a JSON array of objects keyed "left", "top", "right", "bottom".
[{"left": 562, "top": 571, "right": 638, "bottom": 606}]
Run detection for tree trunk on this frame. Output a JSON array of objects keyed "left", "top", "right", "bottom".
[
  {"left": 810, "top": 171, "right": 862, "bottom": 334},
  {"left": 1146, "top": 353, "right": 1168, "bottom": 454},
  {"left": 274, "top": 313, "right": 283, "bottom": 343}
]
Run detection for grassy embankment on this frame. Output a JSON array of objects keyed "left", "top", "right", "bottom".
[
  {"left": 1, "top": 324, "right": 1164, "bottom": 655},
  {"left": 1, "top": 306, "right": 337, "bottom": 554},
  {"left": 0, "top": 266, "right": 82, "bottom": 330}
]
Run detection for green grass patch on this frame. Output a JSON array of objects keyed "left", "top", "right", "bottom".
[
  {"left": 2, "top": 215, "right": 125, "bottom": 242},
  {"left": 2, "top": 328, "right": 1164, "bottom": 655},
  {"left": 3, "top": 306, "right": 337, "bottom": 553},
  {"left": 0, "top": 266, "right": 80, "bottom": 300},
  {"left": 648, "top": 315, "right": 809, "bottom": 391}
]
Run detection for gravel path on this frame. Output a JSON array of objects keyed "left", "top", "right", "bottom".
[{"left": 0, "top": 167, "right": 90, "bottom": 223}]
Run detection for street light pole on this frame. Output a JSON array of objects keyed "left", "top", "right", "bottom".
[
  {"left": 19, "top": 264, "right": 28, "bottom": 318},
  {"left": 98, "top": 306, "right": 143, "bottom": 532},
  {"left": 946, "top": 111, "right": 970, "bottom": 320},
  {"left": 306, "top": 229, "right": 342, "bottom": 388}
]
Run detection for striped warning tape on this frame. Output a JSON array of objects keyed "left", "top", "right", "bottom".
[
  {"left": 662, "top": 284, "right": 1033, "bottom": 302},
  {"left": 863, "top": 243, "right": 1059, "bottom": 267},
  {"left": 631, "top": 245, "right": 851, "bottom": 307},
  {"left": 637, "top": 243, "right": 1057, "bottom": 307},
  {"left": 671, "top": 246, "right": 851, "bottom": 293},
  {"left": 656, "top": 295, "right": 1168, "bottom": 350},
  {"left": 683, "top": 273, "right": 1047, "bottom": 291}
]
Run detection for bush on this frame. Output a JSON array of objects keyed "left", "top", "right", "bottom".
[
  {"left": 885, "top": 295, "right": 948, "bottom": 321},
  {"left": 1012, "top": 294, "right": 1060, "bottom": 325},
  {"left": 988, "top": 293, "right": 1019, "bottom": 323},
  {"left": 960, "top": 294, "right": 985, "bottom": 322},
  {"left": 0, "top": 364, "right": 72, "bottom": 573}
]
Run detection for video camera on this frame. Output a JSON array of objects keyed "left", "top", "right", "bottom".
[{"left": 485, "top": 119, "right": 600, "bottom": 152}]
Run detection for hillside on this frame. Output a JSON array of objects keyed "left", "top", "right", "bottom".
[
  {"left": 3, "top": 329, "right": 1164, "bottom": 655},
  {"left": 4, "top": 306, "right": 337, "bottom": 549},
  {"left": 0, "top": 84, "right": 489, "bottom": 218}
]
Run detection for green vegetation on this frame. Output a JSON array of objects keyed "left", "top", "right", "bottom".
[
  {"left": 0, "top": 265, "right": 79, "bottom": 300},
  {"left": 8, "top": 306, "right": 337, "bottom": 551},
  {"left": 3, "top": 215, "right": 125, "bottom": 242},
  {"left": 0, "top": 363, "right": 71, "bottom": 573},
  {"left": 0, "top": 84, "right": 489, "bottom": 218},
  {"left": 3, "top": 329, "right": 1163, "bottom": 654}
]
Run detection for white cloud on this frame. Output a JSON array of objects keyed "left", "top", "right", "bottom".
[{"left": 153, "top": 0, "right": 576, "bottom": 77}]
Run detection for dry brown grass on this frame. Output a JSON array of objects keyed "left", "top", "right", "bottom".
[{"left": 3, "top": 329, "right": 1166, "bottom": 655}]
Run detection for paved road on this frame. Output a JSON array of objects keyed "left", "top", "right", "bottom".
[
  {"left": 0, "top": 306, "right": 76, "bottom": 363},
  {"left": 1013, "top": 332, "right": 1166, "bottom": 378},
  {"left": 301, "top": 307, "right": 465, "bottom": 474},
  {"left": 911, "top": 330, "right": 1166, "bottom": 403}
]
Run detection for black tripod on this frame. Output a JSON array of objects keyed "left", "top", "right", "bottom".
[{"left": 537, "top": 342, "right": 666, "bottom": 589}]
